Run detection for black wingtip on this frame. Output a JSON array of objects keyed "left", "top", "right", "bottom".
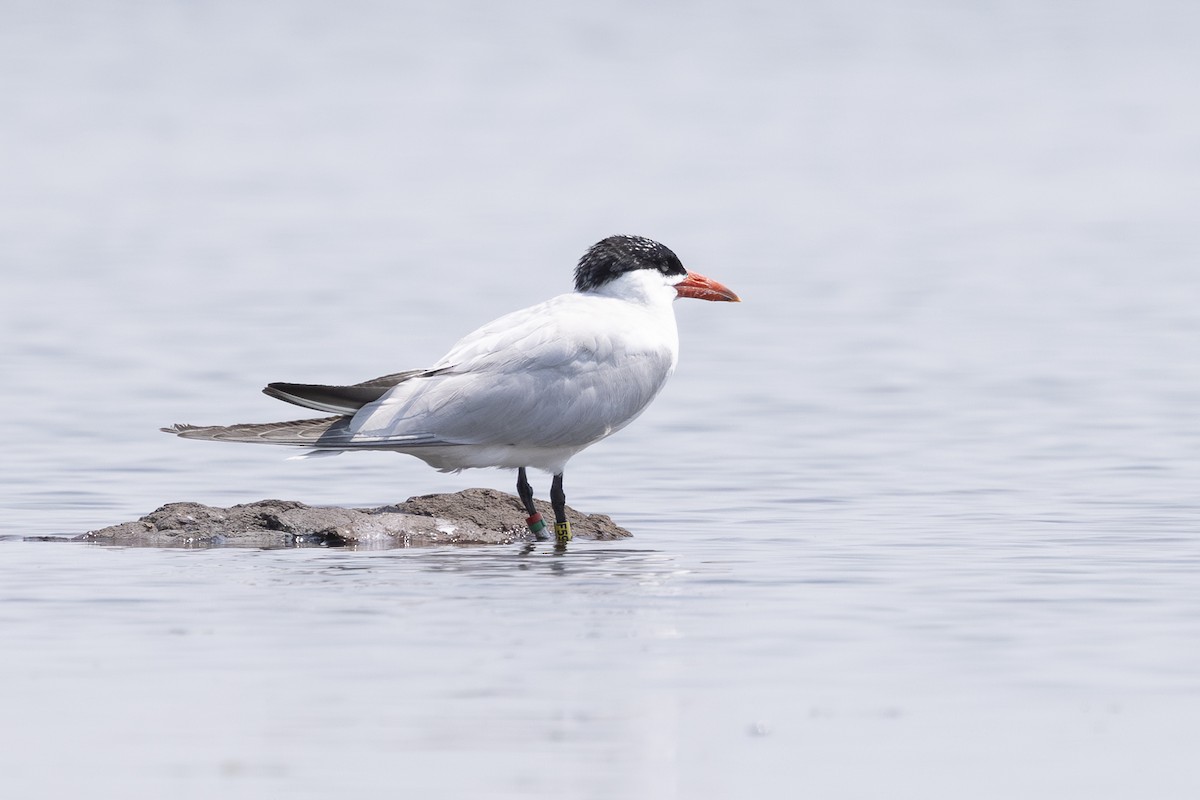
[{"left": 262, "top": 383, "right": 320, "bottom": 411}]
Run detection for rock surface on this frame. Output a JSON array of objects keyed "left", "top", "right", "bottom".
[{"left": 75, "top": 488, "right": 632, "bottom": 548}]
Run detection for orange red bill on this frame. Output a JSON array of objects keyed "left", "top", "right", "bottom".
[{"left": 675, "top": 271, "right": 741, "bottom": 302}]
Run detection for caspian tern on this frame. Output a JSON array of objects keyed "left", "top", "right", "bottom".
[{"left": 163, "top": 235, "right": 740, "bottom": 541}]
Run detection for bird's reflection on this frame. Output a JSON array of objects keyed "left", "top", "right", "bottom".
[{"left": 408, "top": 540, "right": 673, "bottom": 580}]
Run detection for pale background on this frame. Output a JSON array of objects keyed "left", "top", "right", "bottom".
[{"left": 2, "top": 1, "right": 1198, "bottom": 797}]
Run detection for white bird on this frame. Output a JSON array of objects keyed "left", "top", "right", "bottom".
[{"left": 163, "top": 235, "right": 740, "bottom": 540}]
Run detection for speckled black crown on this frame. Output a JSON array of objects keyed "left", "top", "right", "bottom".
[{"left": 574, "top": 235, "right": 686, "bottom": 292}]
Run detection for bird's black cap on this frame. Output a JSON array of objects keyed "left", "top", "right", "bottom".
[{"left": 574, "top": 235, "right": 686, "bottom": 292}]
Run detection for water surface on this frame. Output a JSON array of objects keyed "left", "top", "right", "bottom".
[{"left": 2, "top": 1, "right": 1199, "bottom": 797}]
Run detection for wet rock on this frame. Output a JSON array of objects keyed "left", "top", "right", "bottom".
[{"left": 75, "top": 488, "right": 632, "bottom": 548}]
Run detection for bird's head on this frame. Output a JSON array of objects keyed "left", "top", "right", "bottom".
[{"left": 574, "top": 235, "right": 741, "bottom": 303}]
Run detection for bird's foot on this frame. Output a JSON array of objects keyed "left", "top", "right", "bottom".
[{"left": 526, "top": 512, "right": 549, "bottom": 540}]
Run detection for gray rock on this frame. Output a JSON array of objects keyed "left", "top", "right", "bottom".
[{"left": 74, "top": 488, "right": 633, "bottom": 548}]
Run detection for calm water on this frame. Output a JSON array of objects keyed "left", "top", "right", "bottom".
[{"left": 3, "top": 1, "right": 1199, "bottom": 797}]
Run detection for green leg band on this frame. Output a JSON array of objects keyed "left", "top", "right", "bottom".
[{"left": 526, "top": 513, "right": 547, "bottom": 537}]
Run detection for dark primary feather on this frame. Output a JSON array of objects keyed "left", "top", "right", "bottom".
[
  {"left": 574, "top": 235, "right": 686, "bottom": 292},
  {"left": 263, "top": 369, "right": 445, "bottom": 416}
]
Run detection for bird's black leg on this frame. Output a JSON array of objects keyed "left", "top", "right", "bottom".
[
  {"left": 517, "top": 467, "right": 548, "bottom": 540},
  {"left": 516, "top": 467, "right": 536, "bottom": 515},
  {"left": 550, "top": 472, "right": 572, "bottom": 542}
]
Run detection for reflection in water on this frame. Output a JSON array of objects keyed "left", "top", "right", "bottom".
[{"left": 312, "top": 541, "right": 686, "bottom": 585}]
